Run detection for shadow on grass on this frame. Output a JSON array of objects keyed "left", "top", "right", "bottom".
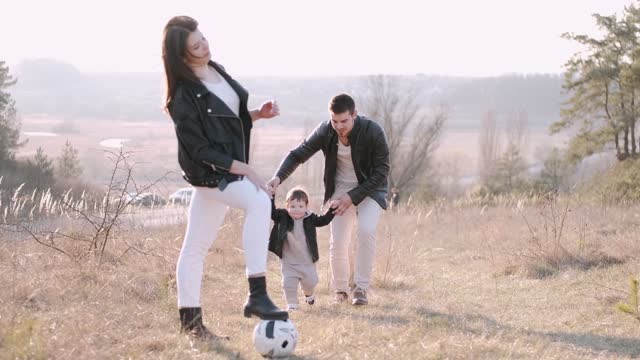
[
  {"left": 317, "top": 304, "right": 412, "bottom": 326},
  {"left": 416, "top": 307, "right": 640, "bottom": 358},
  {"left": 190, "top": 332, "right": 324, "bottom": 360},
  {"left": 524, "top": 253, "right": 626, "bottom": 279},
  {"left": 373, "top": 278, "right": 417, "bottom": 291},
  {"left": 287, "top": 355, "right": 320, "bottom": 360},
  {"left": 190, "top": 338, "right": 247, "bottom": 360},
  {"left": 543, "top": 331, "right": 640, "bottom": 358}
]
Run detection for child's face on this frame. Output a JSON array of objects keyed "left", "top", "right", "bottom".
[{"left": 286, "top": 199, "right": 308, "bottom": 219}]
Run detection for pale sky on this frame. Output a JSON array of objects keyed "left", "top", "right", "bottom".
[{"left": 1, "top": 0, "right": 635, "bottom": 76}]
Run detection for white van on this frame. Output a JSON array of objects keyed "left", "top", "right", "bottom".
[{"left": 168, "top": 187, "right": 194, "bottom": 205}]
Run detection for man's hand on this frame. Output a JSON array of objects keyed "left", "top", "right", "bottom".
[
  {"left": 266, "top": 176, "right": 281, "bottom": 195},
  {"left": 328, "top": 199, "right": 340, "bottom": 209},
  {"left": 333, "top": 194, "right": 353, "bottom": 215}
]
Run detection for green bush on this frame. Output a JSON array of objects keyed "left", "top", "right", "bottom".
[{"left": 587, "top": 158, "right": 640, "bottom": 203}]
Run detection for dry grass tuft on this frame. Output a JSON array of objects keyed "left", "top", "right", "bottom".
[{"left": 1, "top": 317, "right": 47, "bottom": 360}]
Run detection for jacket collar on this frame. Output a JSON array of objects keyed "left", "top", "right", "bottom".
[
  {"left": 285, "top": 211, "right": 311, "bottom": 229},
  {"left": 348, "top": 115, "right": 362, "bottom": 144},
  {"left": 185, "top": 61, "right": 245, "bottom": 118},
  {"left": 187, "top": 61, "right": 231, "bottom": 93}
]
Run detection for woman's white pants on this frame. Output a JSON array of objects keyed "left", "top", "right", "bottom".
[{"left": 176, "top": 178, "right": 271, "bottom": 308}]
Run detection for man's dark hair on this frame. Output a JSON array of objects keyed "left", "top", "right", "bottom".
[
  {"left": 286, "top": 187, "right": 309, "bottom": 205},
  {"left": 329, "top": 93, "right": 356, "bottom": 114}
]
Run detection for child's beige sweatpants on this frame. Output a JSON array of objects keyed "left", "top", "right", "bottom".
[{"left": 281, "top": 262, "right": 318, "bottom": 306}]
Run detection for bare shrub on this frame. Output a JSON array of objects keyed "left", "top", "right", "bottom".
[
  {"left": 0, "top": 148, "right": 170, "bottom": 267},
  {"left": 516, "top": 194, "right": 624, "bottom": 278},
  {"left": 359, "top": 75, "right": 447, "bottom": 191}
]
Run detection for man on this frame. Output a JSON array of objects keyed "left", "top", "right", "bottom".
[{"left": 268, "top": 93, "right": 390, "bottom": 306}]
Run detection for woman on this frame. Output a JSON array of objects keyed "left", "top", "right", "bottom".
[{"left": 162, "top": 16, "right": 288, "bottom": 339}]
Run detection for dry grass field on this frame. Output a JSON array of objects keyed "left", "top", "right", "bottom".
[
  {"left": 4, "top": 116, "right": 637, "bottom": 359},
  {"left": 2, "top": 197, "right": 640, "bottom": 359}
]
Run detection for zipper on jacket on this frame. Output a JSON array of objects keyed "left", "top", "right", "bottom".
[{"left": 203, "top": 160, "right": 225, "bottom": 171}]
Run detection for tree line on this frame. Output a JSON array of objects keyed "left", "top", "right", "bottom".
[{"left": 0, "top": 61, "right": 83, "bottom": 191}]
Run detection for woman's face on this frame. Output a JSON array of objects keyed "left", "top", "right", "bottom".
[{"left": 185, "top": 28, "right": 211, "bottom": 66}]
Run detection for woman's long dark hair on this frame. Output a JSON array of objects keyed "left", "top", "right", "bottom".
[{"left": 162, "top": 16, "right": 201, "bottom": 109}]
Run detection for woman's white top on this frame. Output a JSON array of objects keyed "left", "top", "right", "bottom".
[{"left": 203, "top": 70, "right": 240, "bottom": 117}]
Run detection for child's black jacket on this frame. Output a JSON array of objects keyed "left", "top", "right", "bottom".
[{"left": 268, "top": 199, "right": 335, "bottom": 263}]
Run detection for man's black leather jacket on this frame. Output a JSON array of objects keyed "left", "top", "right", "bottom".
[{"left": 275, "top": 116, "right": 390, "bottom": 209}]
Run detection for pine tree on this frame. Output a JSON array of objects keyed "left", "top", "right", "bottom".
[
  {"left": 554, "top": 4, "right": 640, "bottom": 162},
  {"left": 535, "top": 148, "right": 571, "bottom": 193},
  {"left": 34, "top": 147, "right": 54, "bottom": 177},
  {"left": 56, "top": 139, "right": 83, "bottom": 178},
  {"left": 0, "top": 61, "right": 25, "bottom": 164},
  {"left": 30, "top": 146, "right": 54, "bottom": 189},
  {"left": 487, "top": 145, "right": 528, "bottom": 194}
]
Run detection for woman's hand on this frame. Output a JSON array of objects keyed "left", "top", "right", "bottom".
[
  {"left": 245, "top": 169, "right": 270, "bottom": 193},
  {"left": 230, "top": 161, "right": 269, "bottom": 193},
  {"left": 251, "top": 100, "right": 280, "bottom": 121}
]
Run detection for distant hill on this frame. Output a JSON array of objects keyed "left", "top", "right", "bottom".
[
  {"left": 11, "top": 59, "right": 565, "bottom": 130},
  {"left": 13, "top": 59, "right": 164, "bottom": 121}
]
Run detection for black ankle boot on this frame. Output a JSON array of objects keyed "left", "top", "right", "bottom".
[
  {"left": 243, "top": 277, "right": 289, "bottom": 320},
  {"left": 179, "top": 307, "right": 228, "bottom": 340}
]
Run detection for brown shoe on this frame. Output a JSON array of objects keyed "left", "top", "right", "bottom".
[
  {"left": 352, "top": 287, "right": 368, "bottom": 306},
  {"left": 332, "top": 291, "right": 348, "bottom": 304}
]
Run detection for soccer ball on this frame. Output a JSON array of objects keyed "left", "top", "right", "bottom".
[{"left": 253, "top": 319, "right": 298, "bottom": 358}]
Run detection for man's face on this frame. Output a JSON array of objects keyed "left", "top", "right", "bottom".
[{"left": 330, "top": 110, "right": 356, "bottom": 138}]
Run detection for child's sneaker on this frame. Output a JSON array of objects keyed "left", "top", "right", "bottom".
[
  {"left": 287, "top": 304, "right": 299, "bottom": 311},
  {"left": 304, "top": 294, "right": 315, "bottom": 305}
]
